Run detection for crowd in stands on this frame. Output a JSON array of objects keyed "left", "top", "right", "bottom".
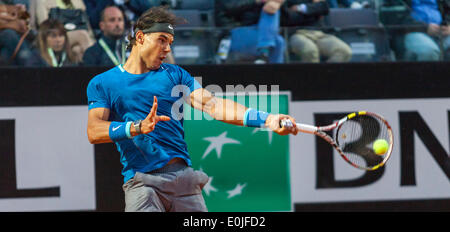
[{"left": 0, "top": 0, "right": 448, "bottom": 67}]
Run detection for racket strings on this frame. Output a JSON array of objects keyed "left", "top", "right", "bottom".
[{"left": 336, "top": 115, "right": 391, "bottom": 169}]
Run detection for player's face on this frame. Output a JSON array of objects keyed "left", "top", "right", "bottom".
[{"left": 140, "top": 32, "right": 173, "bottom": 70}]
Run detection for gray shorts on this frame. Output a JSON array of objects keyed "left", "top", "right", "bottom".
[{"left": 122, "top": 161, "right": 209, "bottom": 212}]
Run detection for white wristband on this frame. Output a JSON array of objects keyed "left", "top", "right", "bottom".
[{"left": 125, "top": 121, "right": 133, "bottom": 139}]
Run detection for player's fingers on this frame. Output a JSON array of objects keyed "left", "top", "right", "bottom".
[
  {"left": 147, "top": 96, "right": 158, "bottom": 119},
  {"left": 156, "top": 115, "right": 171, "bottom": 122}
]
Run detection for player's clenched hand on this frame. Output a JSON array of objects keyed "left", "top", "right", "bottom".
[
  {"left": 141, "top": 96, "right": 171, "bottom": 134},
  {"left": 265, "top": 114, "right": 298, "bottom": 136}
]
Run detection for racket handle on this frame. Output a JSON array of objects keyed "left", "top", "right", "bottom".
[{"left": 280, "top": 119, "right": 317, "bottom": 134}]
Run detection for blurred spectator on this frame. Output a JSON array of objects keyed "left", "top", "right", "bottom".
[
  {"left": 439, "top": 0, "right": 450, "bottom": 60},
  {"left": 0, "top": 2, "right": 35, "bottom": 65},
  {"left": 83, "top": 0, "right": 167, "bottom": 31},
  {"left": 398, "top": 0, "right": 450, "bottom": 61},
  {"left": 326, "top": 0, "right": 353, "bottom": 8},
  {"left": 4, "top": 0, "right": 35, "bottom": 28},
  {"left": 82, "top": 5, "right": 126, "bottom": 66},
  {"left": 282, "top": 0, "right": 352, "bottom": 62},
  {"left": 115, "top": 0, "right": 170, "bottom": 22},
  {"left": 326, "top": 0, "right": 369, "bottom": 9},
  {"left": 215, "top": 0, "right": 286, "bottom": 64},
  {"left": 34, "top": 19, "right": 78, "bottom": 67},
  {"left": 35, "top": 0, "right": 95, "bottom": 62},
  {"left": 83, "top": 0, "right": 115, "bottom": 31}
]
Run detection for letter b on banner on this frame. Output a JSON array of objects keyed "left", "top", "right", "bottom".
[{"left": 314, "top": 113, "right": 385, "bottom": 189}]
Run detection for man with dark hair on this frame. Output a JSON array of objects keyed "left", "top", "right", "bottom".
[
  {"left": 86, "top": 6, "right": 299, "bottom": 212},
  {"left": 82, "top": 5, "right": 126, "bottom": 66}
]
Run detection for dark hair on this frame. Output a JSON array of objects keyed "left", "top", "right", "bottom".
[{"left": 127, "top": 6, "right": 183, "bottom": 48}]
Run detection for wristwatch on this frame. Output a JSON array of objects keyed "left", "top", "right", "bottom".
[{"left": 133, "top": 120, "right": 142, "bottom": 134}]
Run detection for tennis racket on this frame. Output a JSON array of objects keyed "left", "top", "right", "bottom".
[{"left": 281, "top": 111, "right": 393, "bottom": 171}]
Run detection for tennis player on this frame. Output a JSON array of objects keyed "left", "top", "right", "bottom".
[{"left": 86, "top": 6, "right": 298, "bottom": 212}]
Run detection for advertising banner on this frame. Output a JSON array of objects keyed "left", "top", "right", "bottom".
[
  {"left": 289, "top": 98, "right": 450, "bottom": 207},
  {"left": 0, "top": 106, "right": 95, "bottom": 211},
  {"left": 184, "top": 93, "right": 291, "bottom": 212}
]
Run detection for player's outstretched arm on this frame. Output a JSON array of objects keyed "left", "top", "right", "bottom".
[
  {"left": 87, "top": 96, "right": 170, "bottom": 144},
  {"left": 189, "top": 88, "right": 298, "bottom": 135},
  {"left": 189, "top": 88, "right": 245, "bottom": 126}
]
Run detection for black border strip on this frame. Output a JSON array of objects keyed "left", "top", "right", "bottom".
[
  {"left": 1, "top": 62, "right": 449, "bottom": 107},
  {"left": 295, "top": 198, "right": 450, "bottom": 211}
]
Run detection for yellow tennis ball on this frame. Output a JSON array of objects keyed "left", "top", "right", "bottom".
[{"left": 373, "top": 139, "right": 389, "bottom": 155}]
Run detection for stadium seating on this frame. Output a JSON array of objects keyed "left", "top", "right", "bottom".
[
  {"left": 171, "top": 9, "right": 215, "bottom": 27},
  {"left": 170, "top": 8, "right": 217, "bottom": 64},
  {"left": 324, "top": 8, "right": 381, "bottom": 28},
  {"left": 324, "top": 8, "right": 393, "bottom": 62},
  {"left": 172, "top": 28, "right": 220, "bottom": 64},
  {"left": 333, "top": 27, "right": 393, "bottom": 62},
  {"left": 176, "top": 0, "right": 214, "bottom": 10}
]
